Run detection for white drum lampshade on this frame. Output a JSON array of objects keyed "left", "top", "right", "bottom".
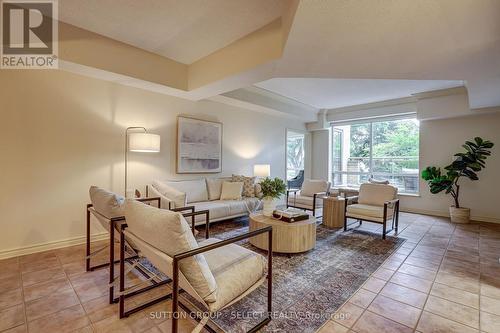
[
  {"left": 129, "top": 133, "right": 160, "bottom": 152},
  {"left": 254, "top": 164, "right": 270, "bottom": 177}
]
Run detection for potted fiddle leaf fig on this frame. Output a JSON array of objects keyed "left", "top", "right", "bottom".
[
  {"left": 422, "top": 137, "right": 494, "bottom": 223},
  {"left": 259, "top": 177, "right": 287, "bottom": 216}
]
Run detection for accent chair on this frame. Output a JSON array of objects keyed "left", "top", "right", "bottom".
[
  {"left": 286, "top": 179, "right": 331, "bottom": 216},
  {"left": 343, "top": 183, "right": 400, "bottom": 239},
  {"left": 287, "top": 170, "right": 304, "bottom": 189},
  {"left": 120, "top": 200, "right": 273, "bottom": 333}
]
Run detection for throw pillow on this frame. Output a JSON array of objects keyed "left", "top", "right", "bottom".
[
  {"left": 220, "top": 181, "right": 243, "bottom": 200},
  {"left": 232, "top": 174, "right": 256, "bottom": 197},
  {"left": 206, "top": 178, "right": 223, "bottom": 200}
]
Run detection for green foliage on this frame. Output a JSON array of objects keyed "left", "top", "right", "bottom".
[
  {"left": 422, "top": 137, "right": 494, "bottom": 208},
  {"left": 260, "top": 177, "right": 287, "bottom": 199}
]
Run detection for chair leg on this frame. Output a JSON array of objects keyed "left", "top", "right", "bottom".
[
  {"left": 172, "top": 259, "right": 179, "bottom": 333},
  {"left": 119, "top": 227, "right": 125, "bottom": 318},
  {"left": 86, "top": 206, "right": 91, "bottom": 272},
  {"left": 109, "top": 222, "right": 115, "bottom": 304},
  {"left": 395, "top": 202, "right": 400, "bottom": 232},
  {"left": 382, "top": 220, "right": 386, "bottom": 240}
]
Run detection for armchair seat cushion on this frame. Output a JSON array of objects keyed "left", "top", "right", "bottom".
[
  {"left": 287, "top": 192, "right": 323, "bottom": 207},
  {"left": 346, "top": 203, "right": 393, "bottom": 222},
  {"left": 199, "top": 238, "right": 266, "bottom": 311}
]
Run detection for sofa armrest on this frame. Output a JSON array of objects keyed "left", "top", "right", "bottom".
[{"left": 147, "top": 185, "right": 173, "bottom": 210}]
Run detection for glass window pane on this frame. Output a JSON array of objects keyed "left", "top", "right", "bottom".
[
  {"left": 287, "top": 131, "right": 305, "bottom": 180},
  {"left": 332, "top": 118, "right": 419, "bottom": 193}
]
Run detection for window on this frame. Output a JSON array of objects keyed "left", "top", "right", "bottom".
[
  {"left": 286, "top": 130, "right": 305, "bottom": 180},
  {"left": 332, "top": 118, "right": 419, "bottom": 194}
]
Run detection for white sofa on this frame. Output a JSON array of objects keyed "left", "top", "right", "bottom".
[{"left": 147, "top": 178, "right": 261, "bottom": 224}]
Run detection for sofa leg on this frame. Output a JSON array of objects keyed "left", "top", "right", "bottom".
[{"left": 382, "top": 220, "right": 386, "bottom": 240}]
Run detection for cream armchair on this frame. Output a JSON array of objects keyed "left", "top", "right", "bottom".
[
  {"left": 286, "top": 179, "right": 331, "bottom": 216},
  {"left": 120, "top": 200, "right": 273, "bottom": 333},
  {"left": 344, "top": 183, "right": 400, "bottom": 239}
]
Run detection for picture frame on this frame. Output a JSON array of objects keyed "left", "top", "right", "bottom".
[{"left": 176, "top": 116, "right": 223, "bottom": 173}]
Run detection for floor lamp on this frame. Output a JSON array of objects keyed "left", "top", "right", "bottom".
[{"left": 125, "top": 127, "right": 160, "bottom": 197}]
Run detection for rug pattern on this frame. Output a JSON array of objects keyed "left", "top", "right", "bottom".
[{"left": 140, "top": 217, "right": 405, "bottom": 333}]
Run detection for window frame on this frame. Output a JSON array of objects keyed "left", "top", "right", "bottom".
[{"left": 331, "top": 115, "right": 420, "bottom": 194}]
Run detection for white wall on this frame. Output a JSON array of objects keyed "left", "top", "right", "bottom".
[
  {"left": 311, "top": 129, "right": 331, "bottom": 180},
  {"left": 400, "top": 113, "right": 500, "bottom": 222},
  {"left": 0, "top": 70, "right": 306, "bottom": 257},
  {"left": 309, "top": 91, "right": 500, "bottom": 223}
]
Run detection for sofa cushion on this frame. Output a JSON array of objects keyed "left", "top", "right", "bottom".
[
  {"left": 358, "top": 183, "right": 397, "bottom": 206},
  {"left": 192, "top": 200, "right": 231, "bottom": 222},
  {"left": 199, "top": 238, "right": 266, "bottom": 311},
  {"left": 220, "top": 181, "right": 243, "bottom": 200},
  {"left": 347, "top": 203, "right": 393, "bottom": 221},
  {"left": 232, "top": 175, "right": 256, "bottom": 197},
  {"left": 301, "top": 179, "right": 330, "bottom": 197},
  {"left": 160, "top": 179, "right": 208, "bottom": 204},
  {"left": 89, "top": 186, "right": 125, "bottom": 219},
  {"left": 152, "top": 180, "right": 187, "bottom": 208},
  {"left": 123, "top": 200, "right": 217, "bottom": 302},
  {"left": 254, "top": 183, "right": 263, "bottom": 199},
  {"left": 206, "top": 178, "right": 223, "bottom": 201}
]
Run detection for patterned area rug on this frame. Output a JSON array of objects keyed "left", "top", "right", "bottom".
[
  {"left": 140, "top": 217, "right": 404, "bottom": 333},
  {"left": 197, "top": 217, "right": 404, "bottom": 333}
]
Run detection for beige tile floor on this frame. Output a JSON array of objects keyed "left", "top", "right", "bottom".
[
  {"left": 1, "top": 212, "right": 500, "bottom": 333},
  {"left": 320, "top": 213, "right": 500, "bottom": 333}
]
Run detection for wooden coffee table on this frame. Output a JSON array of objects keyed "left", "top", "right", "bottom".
[{"left": 249, "top": 213, "right": 316, "bottom": 254}]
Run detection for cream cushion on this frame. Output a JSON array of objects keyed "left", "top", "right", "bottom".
[
  {"left": 287, "top": 192, "right": 323, "bottom": 208},
  {"left": 347, "top": 203, "right": 394, "bottom": 222},
  {"left": 232, "top": 175, "right": 256, "bottom": 197},
  {"left": 220, "top": 181, "right": 243, "bottom": 200},
  {"left": 152, "top": 180, "right": 187, "bottom": 208},
  {"left": 301, "top": 179, "right": 330, "bottom": 197},
  {"left": 199, "top": 238, "right": 266, "bottom": 311},
  {"left": 124, "top": 200, "right": 217, "bottom": 302},
  {"left": 254, "top": 183, "right": 263, "bottom": 199},
  {"left": 192, "top": 201, "right": 230, "bottom": 222},
  {"left": 206, "top": 178, "right": 223, "bottom": 201},
  {"left": 89, "top": 186, "right": 125, "bottom": 219},
  {"left": 358, "top": 183, "right": 397, "bottom": 206},
  {"left": 161, "top": 179, "right": 208, "bottom": 204}
]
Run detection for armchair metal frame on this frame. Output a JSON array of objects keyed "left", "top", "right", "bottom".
[
  {"left": 118, "top": 225, "right": 273, "bottom": 333},
  {"left": 286, "top": 189, "right": 328, "bottom": 217},
  {"left": 343, "top": 196, "right": 400, "bottom": 239},
  {"left": 114, "top": 207, "right": 210, "bottom": 316},
  {"left": 86, "top": 197, "right": 210, "bottom": 305}
]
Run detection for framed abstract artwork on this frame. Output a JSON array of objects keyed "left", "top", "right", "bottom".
[{"left": 176, "top": 116, "right": 223, "bottom": 173}]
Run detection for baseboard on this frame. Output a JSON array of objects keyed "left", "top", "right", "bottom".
[
  {"left": 400, "top": 207, "right": 500, "bottom": 224},
  {"left": 0, "top": 232, "right": 109, "bottom": 260}
]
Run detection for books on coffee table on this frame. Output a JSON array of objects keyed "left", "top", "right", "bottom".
[{"left": 272, "top": 208, "right": 310, "bottom": 223}]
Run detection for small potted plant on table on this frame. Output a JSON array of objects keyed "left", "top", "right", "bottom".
[
  {"left": 422, "top": 137, "right": 494, "bottom": 223},
  {"left": 259, "top": 177, "right": 287, "bottom": 216}
]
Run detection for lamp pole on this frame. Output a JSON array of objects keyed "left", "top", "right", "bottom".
[{"left": 125, "top": 127, "right": 147, "bottom": 197}]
